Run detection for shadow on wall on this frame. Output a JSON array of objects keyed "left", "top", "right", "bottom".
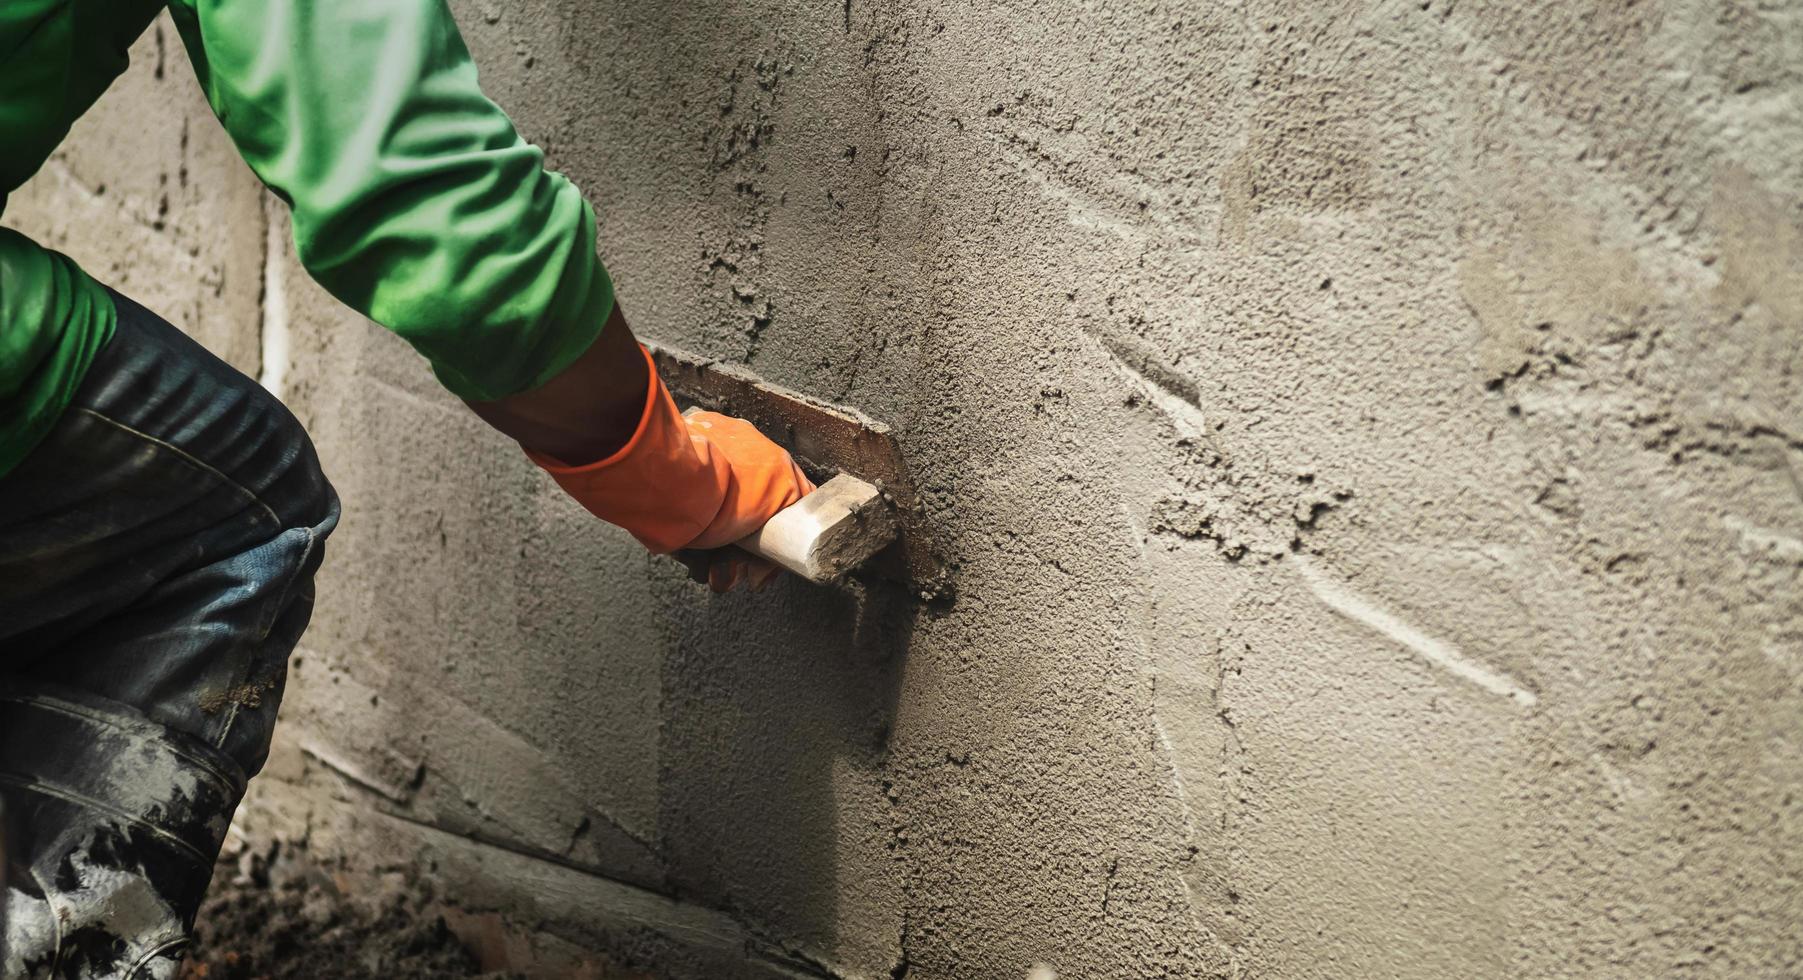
[{"left": 650, "top": 567, "right": 920, "bottom": 953}]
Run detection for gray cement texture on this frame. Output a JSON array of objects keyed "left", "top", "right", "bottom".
[{"left": 8, "top": 2, "right": 1801, "bottom": 978}]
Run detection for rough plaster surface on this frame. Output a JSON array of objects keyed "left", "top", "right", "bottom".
[{"left": 9, "top": 2, "right": 1801, "bottom": 978}]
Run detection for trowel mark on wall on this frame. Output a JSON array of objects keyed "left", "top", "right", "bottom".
[
  {"left": 1722, "top": 514, "right": 1803, "bottom": 567},
  {"left": 991, "top": 124, "right": 1206, "bottom": 250},
  {"left": 1084, "top": 324, "right": 1213, "bottom": 445},
  {"left": 1290, "top": 554, "right": 1539, "bottom": 707}
]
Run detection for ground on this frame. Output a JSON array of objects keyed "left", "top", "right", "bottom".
[{"left": 180, "top": 838, "right": 509, "bottom": 980}]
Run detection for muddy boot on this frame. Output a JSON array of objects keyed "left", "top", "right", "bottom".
[{"left": 0, "top": 681, "right": 245, "bottom": 980}]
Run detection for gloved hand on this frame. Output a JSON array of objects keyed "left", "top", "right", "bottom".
[
  {"left": 671, "top": 544, "right": 781, "bottom": 593},
  {"left": 525, "top": 345, "right": 815, "bottom": 591}
]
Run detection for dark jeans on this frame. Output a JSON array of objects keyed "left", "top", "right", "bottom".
[{"left": 0, "top": 291, "right": 338, "bottom": 978}]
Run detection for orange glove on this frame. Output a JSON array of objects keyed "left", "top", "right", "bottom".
[{"left": 526, "top": 345, "right": 815, "bottom": 590}]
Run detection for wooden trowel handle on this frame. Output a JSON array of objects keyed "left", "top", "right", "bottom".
[{"left": 735, "top": 473, "right": 898, "bottom": 583}]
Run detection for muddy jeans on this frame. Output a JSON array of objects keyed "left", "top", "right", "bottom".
[{"left": 0, "top": 290, "right": 339, "bottom": 979}]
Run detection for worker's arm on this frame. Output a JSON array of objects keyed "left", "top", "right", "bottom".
[
  {"left": 165, "top": 0, "right": 609, "bottom": 405},
  {"left": 462, "top": 303, "right": 647, "bottom": 465},
  {"left": 166, "top": 0, "right": 809, "bottom": 587},
  {"left": 466, "top": 305, "right": 811, "bottom": 591}
]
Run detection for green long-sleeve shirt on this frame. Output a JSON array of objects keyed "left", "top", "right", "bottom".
[{"left": 0, "top": 0, "right": 614, "bottom": 477}]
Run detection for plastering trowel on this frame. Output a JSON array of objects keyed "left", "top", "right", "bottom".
[{"left": 646, "top": 342, "right": 941, "bottom": 593}]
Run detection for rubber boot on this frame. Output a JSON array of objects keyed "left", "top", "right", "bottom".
[{"left": 0, "top": 681, "right": 245, "bottom": 980}]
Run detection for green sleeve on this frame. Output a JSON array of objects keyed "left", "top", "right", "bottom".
[{"left": 165, "top": 0, "right": 612, "bottom": 401}]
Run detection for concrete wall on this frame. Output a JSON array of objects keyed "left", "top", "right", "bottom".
[{"left": 11, "top": 1, "right": 1801, "bottom": 977}]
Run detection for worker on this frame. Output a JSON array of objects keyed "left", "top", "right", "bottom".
[{"left": 0, "top": 0, "right": 817, "bottom": 975}]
